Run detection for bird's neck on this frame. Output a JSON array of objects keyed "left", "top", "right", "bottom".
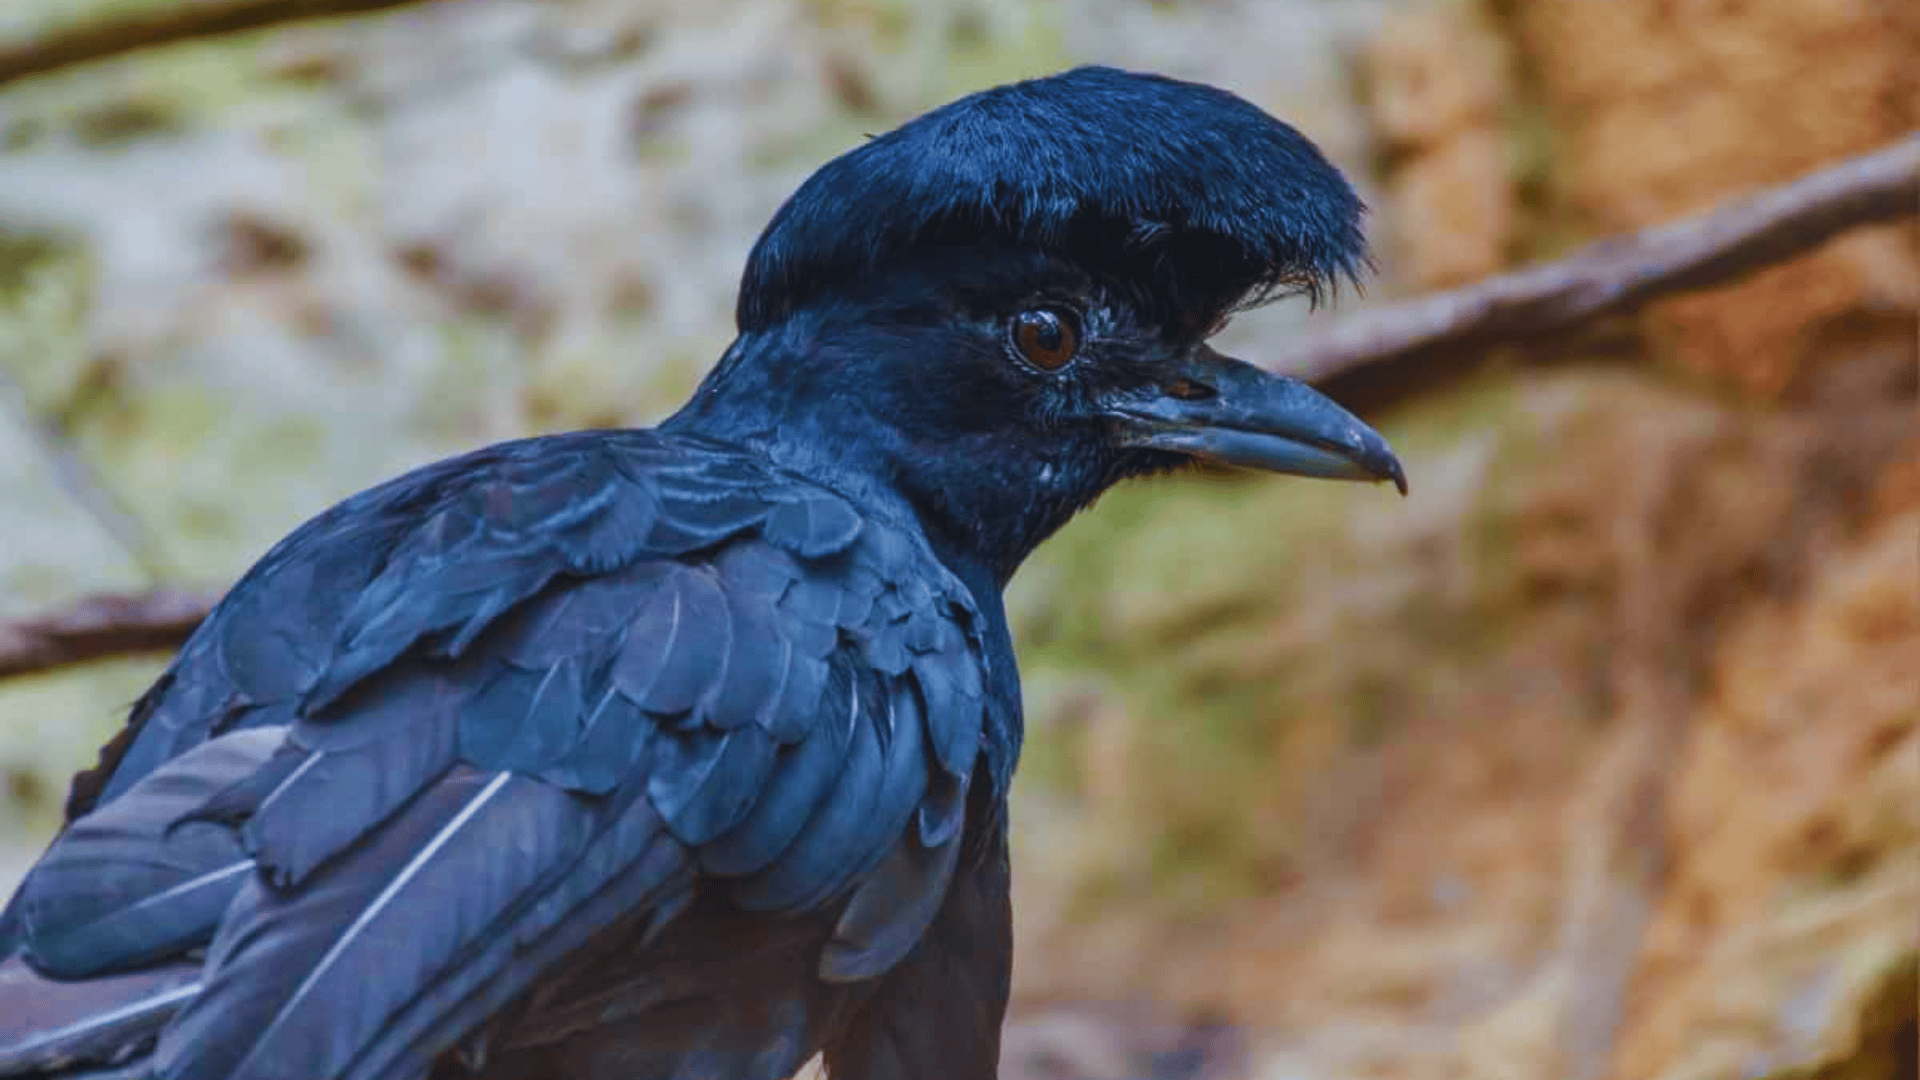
[
  {"left": 662, "top": 332, "right": 1103, "bottom": 591},
  {"left": 664, "top": 330, "right": 1038, "bottom": 800}
]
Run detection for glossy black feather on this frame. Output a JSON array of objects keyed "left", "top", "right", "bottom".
[
  {"left": 738, "top": 64, "right": 1367, "bottom": 331},
  {"left": 156, "top": 768, "right": 605, "bottom": 1080},
  {"left": 331, "top": 798, "right": 697, "bottom": 1080},
  {"left": 458, "top": 657, "right": 591, "bottom": 776},
  {"left": 0, "top": 958, "right": 201, "bottom": 1074},
  {"left": 824, "top": 806, "right": 1013, "bottom": 1080},
  {"left": 819, "top": 790, "right": 965, "bottom": 982},
  {"left": 540, "top": 687, "right": 651, "bottom": 796},
  {"left": 697, "top": 657, "right": 858, "bottom": 877},
  {"left": 242, "top": 675, "right": 465, "bottom": 888},
  {"left": 16, "top": 728, "right": 282, "bottom": 978}
]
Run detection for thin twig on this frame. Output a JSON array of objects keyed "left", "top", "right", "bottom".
[
  {"left": 1286, "top": 132, "right": 1920, "bottom": 403},
  {"left": 0, "top": 0, "right": 433, "bottom": 88},
  {"left": 0, "top": 589, "right": 215, "bottom": 680},
  {"left": 0, "top": 137, "right": 1915, "bottom": 682}
]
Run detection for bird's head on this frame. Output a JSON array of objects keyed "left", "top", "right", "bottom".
[{"left": 670, "top": 65, "right": 1406, "bottom": 584}]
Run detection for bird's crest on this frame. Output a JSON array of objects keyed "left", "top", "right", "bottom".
[{"left": 736, "top": 65, "right": 1369, "bottom": 332}]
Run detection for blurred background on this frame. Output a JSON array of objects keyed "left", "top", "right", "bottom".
[{"left": 0, "top": 1, "right": 1914, "bottom": 1078}]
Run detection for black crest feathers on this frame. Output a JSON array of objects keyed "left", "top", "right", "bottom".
[{"left": 736, "top": 65, "right": 1369, "bottom": 331}]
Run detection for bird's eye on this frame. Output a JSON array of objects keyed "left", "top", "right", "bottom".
[{"left": 1009, "top": 308, "right": 1080, "bottom": 371}]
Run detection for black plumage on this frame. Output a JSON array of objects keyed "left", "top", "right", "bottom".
[{"left": 0, "top": 65, "right": 1405, "bottom": 1080}]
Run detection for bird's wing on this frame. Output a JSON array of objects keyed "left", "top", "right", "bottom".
[
  {"left": 0, "top": 431, "right": 689, "bottom": 963},
  {"left": 1, "top": 430, "right": 991, "bottom": 1080},
  {"left": 13, "top": 725, "right": 285, "bottom": 980},
  {"left": 64, "top": 429, "right": 767, "bottom": 819}
]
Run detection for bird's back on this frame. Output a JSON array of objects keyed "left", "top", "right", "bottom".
[{"left": 0, "top": 427, "right": 1005, "bottom": 1080}]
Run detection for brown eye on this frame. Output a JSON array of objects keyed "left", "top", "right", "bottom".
[{"left": 1010, "top": 308, "right": 1079, "bottom": 371}]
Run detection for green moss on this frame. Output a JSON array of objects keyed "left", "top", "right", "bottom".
[{"left": 0, "top": 233, "right": 68, "bottom": 297}]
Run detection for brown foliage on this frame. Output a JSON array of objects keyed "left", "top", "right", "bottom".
[{"left": 1508, "top": 0, "right": 1920, "bottom": 399}]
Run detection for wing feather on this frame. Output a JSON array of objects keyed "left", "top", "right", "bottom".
[
  {"left": 18, "top": 727, "right": 284, "bottom": 978},
  {"left": 698, "top": 658, "right": 857, "bottom": 877},
  {"left": 155, "top": 768, "right": 620, "bottom": 1080},
  {"left": 242, "top": 673, "right": 465, "bottom": 889},
  {"left": 649, "top": 725, "right": 780, "bottom": 846},
  {"left": 4, "top": 430, "right": 999, "bottom": 1080}
]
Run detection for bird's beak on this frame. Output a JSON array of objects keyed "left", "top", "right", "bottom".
[{"left": 1108, "top": 345, "right": 1408, "bottom": 494}]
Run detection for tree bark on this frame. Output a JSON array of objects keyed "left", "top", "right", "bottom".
[
  {"left": 0, "top": 590, "right": 216, "bottom": 680},
  {"left": 0, "top": 0, "right": 432, "bottom": 88}
]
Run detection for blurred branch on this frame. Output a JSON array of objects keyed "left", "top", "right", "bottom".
[
  {"left": 1, "top": 138, "right": 1916, "bottom": 682},
  {"left": 0, "top": 0, "right": 430, "bottom": 87},
  {"left": 1288, "top": 133, "right": 1920, "bottom": 406},
  {"left": 0, "top": 589, "right": 214, "bottom": 681}
]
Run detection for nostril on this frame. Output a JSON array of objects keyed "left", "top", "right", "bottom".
[{"left": 1165, "top": 378, "right": 1217, "bottom": 401}]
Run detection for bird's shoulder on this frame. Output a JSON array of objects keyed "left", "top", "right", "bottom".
[
  {"left": 6, "top": 427, "right": 996, "bottom": 1034},
  {"left": 68, "top": 428, "right": 988, "bottom": 822}
]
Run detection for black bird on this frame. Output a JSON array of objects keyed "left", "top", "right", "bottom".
[{"left": 0, "top": 65, "right": 1404, "bottom": 1080}]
